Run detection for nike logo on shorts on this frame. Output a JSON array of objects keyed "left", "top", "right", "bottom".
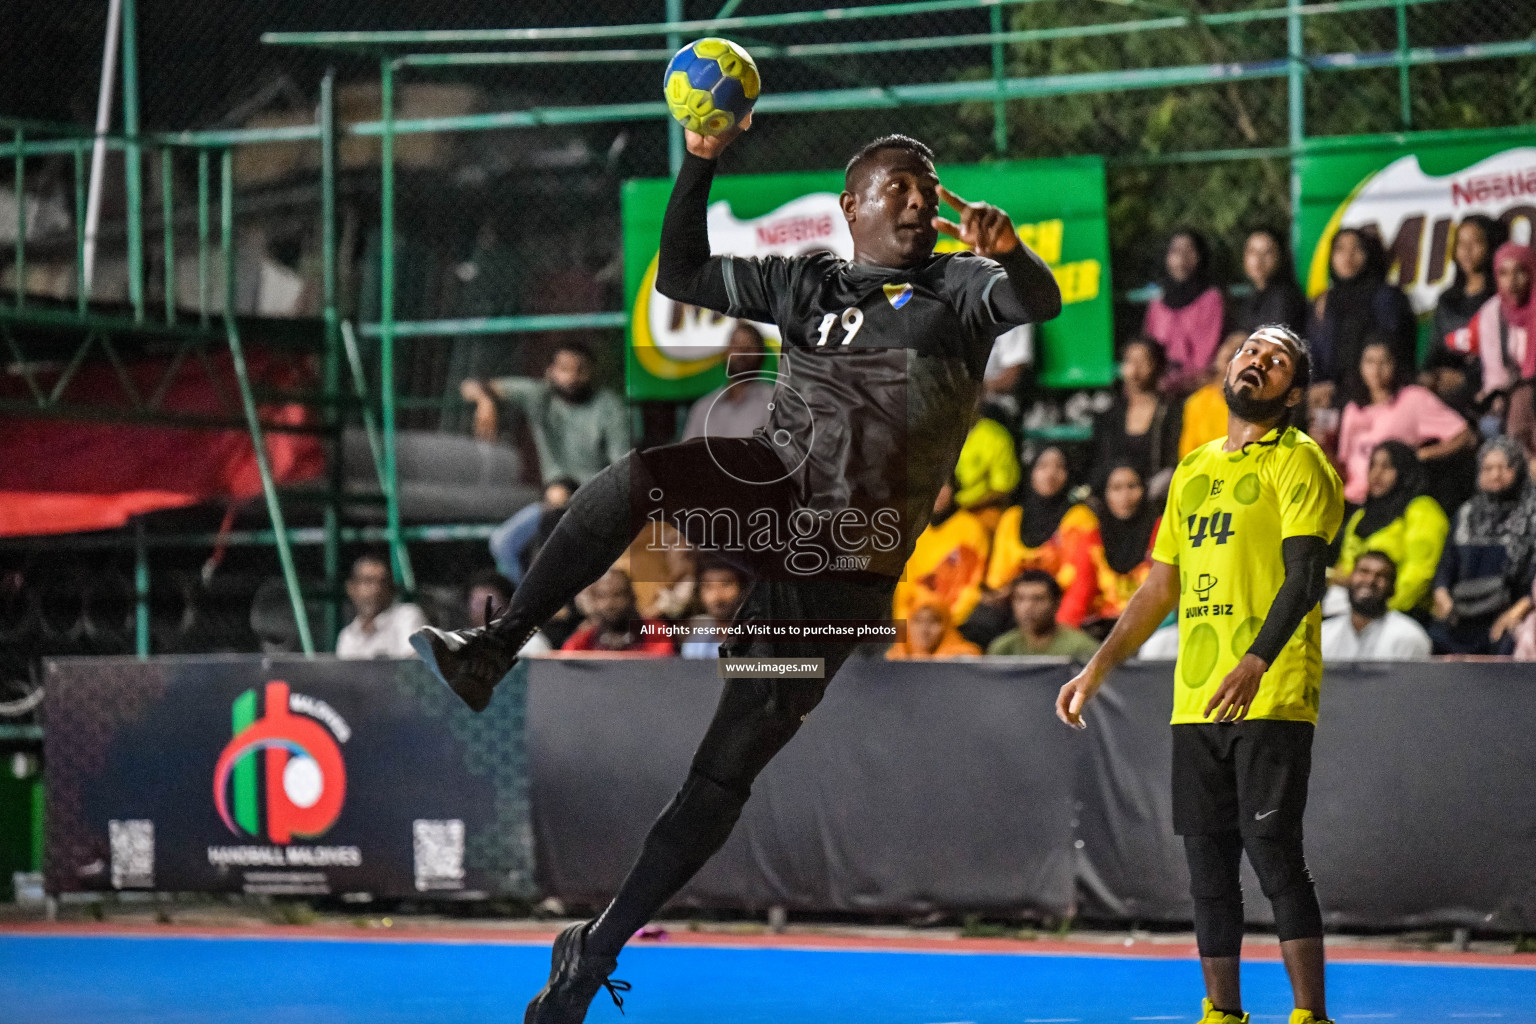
[{"left": 1254, "top": 809, "right": 1279, "bottom": 820}]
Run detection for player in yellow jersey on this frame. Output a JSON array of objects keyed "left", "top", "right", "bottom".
[{"left": 1056, "top": 325, "right": 1344, "bottom": 1024}]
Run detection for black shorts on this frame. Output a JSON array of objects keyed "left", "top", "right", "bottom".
[{"left": 1171, "top": 720, "right": 1314, "bottom": 837}]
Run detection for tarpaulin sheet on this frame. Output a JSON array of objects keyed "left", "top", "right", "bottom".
[{"left": 0, "top": 350, "right": 322, "bottom": 536}]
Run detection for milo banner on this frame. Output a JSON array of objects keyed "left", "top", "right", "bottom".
[
  {"left": 43, "top": 656, "right": 533, "bottom": 898},
  {"left": 623, "top": 157, "right": 1114, "bottom": 400},
  {"left": 1297, "top": 133, "right": 1536, "bottom": 313}
]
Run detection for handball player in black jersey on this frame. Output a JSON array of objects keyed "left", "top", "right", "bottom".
[{"left": 411, "top": 114, "right": 1062, "bottom": 1023}]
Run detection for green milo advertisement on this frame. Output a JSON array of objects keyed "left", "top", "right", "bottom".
[
  {"left": 622, "top": 157, "right": 1115, "bottom": 401},
  {"left": 1296, "top": 134, "right": 1536, "bottom": 316}
]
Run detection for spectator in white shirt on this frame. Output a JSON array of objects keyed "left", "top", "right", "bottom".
[
  {"left": 680, "top": 322, "right": 775, "bottom": 441},
  {"left": 335, "top": 554, "right": 428, "bottom": 659},
  {"left": 1320, "top": 551, "right": 1432, "bottom": 661},
  {"left": 466, "top": 570, "right": 551, "bottom": 657}
]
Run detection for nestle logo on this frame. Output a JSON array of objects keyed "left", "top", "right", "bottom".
[
  {"left": 756, "top": 215, "right": 833, "bottom": 247},
  {"left": 1451, "top": 165, "right": 1536, "bottom": 207}
]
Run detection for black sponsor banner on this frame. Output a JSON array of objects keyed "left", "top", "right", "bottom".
[
  {"left": 44, "top": 655, "right": 533, "bottom": 899},
  {"left": 528, "top": 657, "right": 1536, "bottom": 930}
]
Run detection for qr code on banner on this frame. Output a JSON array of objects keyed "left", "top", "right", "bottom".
[
  {"left": 412, "top": 819, "right": 465, "bottom": 891},
  {"left": 109, "top": 819, "right": 154, "bottom": 889}
]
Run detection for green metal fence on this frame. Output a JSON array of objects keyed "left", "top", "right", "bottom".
[{"left": 1, "top": 0, "right": 1532, "bottom": 661}]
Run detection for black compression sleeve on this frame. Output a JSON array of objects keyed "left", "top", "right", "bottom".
[
  {"left": 991, "top": 245, "right": 1063, "bottom": 324},
  {"left": 1247, "top": 534, "right": 1331, "bottom": 665},
  {"left": 655, "top": 152, "right": 732, "bottom": 311}
]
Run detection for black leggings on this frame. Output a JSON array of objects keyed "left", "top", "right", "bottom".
[
  {"left": 1184, "top": 828, "right": 1324, "bottom": 958},
  {"left": 516, "top": 442, "right": 897, "bottom": 959}
]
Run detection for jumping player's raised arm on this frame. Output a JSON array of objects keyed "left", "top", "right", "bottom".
[{"left": 655, "top": 117, "right": 797, "bottom": 324}]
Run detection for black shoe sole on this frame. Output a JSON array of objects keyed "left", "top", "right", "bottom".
[
  {"left": 524, "top": 923, "right": 586, "bottom": 1024},
  {"left": 409, "top": 629, "right": 505, "bottom": 713}
]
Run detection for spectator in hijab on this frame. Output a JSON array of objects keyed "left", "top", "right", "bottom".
[
  {"left": 1090, "top": 337, "right": 1182, "bottom": 486},
  {"left": 1336, "top": 338, "right": 1475, "bottom": 505},
  {"left": 1179, "top": 331, "right": 1243, "bottom": 457},
  {"left": 984, "top": 446, "right": 1098, "bottom": 610},
  {"left": 1430, "top": 437, "right": 1536, "bottom": 654},
  {"left": 1066, "top": 461, "right": 1161, "bottom": 634},
  {"left": 1433, "top": 214, "right": 1503, "bottom": 383},
  {"left": 1473, "top": 242, "right": 1536, "bottom": 400},
  {"left": 1308, "top": 228, "right": 1417, "bottom": 406},
  {"left": 887, "top": 596, "right": 982, "bottom": 659},
  {"left": 965, "top": 447, "right": 1096, "bottom": 649},
  {"left": 1327, "top": 440, "right": 1448, "bottom": 617},
  {"left": 1143, "top": 229, "right": 1225, "bottom": 392},
  {"left": 1232, "top": 228, "right": 1308, "bottom": 336}
]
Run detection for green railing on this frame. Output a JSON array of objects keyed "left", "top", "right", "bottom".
[{"left": 2, "top": 0, "right": 1532, "bottom": 661}]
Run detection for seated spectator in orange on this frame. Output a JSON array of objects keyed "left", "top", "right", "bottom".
[
  {"left": 894, "top": 481, "right": 992, "bottom": 626},
  {"left": 1178, "top": 332, "right": 1243, "bottom": 457},
  {"left": 986, "top": 446, "right": 1098, "bottom": 622},
  {"left": 886, "top": 597, "right": 981, "bottom": 659},
  {"left": 1065, "top": 461, "right": 1161, "bottom": 632},
  {"left": 985, "top": 570, "right": 1101, "bottom": 659},
  {"left": 561, "top": 569, "right": 676, "bottom": 654}
]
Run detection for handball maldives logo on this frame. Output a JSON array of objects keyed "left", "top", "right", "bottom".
[{"left": 213, "top": 681, "right": 349, "bottom": 843}]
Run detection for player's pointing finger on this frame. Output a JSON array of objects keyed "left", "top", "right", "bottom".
[
  {"left": 932, "top": 215, "right": 963, "bottom": 239},
  {"left": 937, "top": 184, "right": 971, "bottom": 212}
]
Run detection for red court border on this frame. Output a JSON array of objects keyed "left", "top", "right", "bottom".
[{"left": 5, "top": 922, "right": 1535, "bottom": 969}]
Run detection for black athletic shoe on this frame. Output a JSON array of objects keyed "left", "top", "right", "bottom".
[
  {"left": 409, "top": 624, "right": 520, "bottom": 713},
  {"left": 524, "top": 921, "right": 631, "bottom": 1024}
]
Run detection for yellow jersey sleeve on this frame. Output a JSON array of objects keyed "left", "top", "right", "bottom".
[{"left": 1269, "top": 433, "right": 1344, "bottom": 543}]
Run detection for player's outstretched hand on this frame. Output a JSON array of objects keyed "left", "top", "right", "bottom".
[
  {"left": 934, "top": 184, "right": 1020, "bottom": 257},
  {"left": 1204, "top": 653, "right": 1266, "bottom": 722},
  {"left": 684, "top": 111, "right": 753, "bottom": 160},
  {"left": 1055, "top": 669, "right": 1102, "bottom": 731}
]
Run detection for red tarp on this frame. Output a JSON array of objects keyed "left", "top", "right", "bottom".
[{"left": 0, "top": 349, "right": 325, "bottom": 537}]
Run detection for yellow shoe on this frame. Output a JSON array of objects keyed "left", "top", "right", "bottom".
[
  {"left": 1289, "top": 1011, "right": 1334, "bottom": 1024},
  {"left": 1199, "top": 998, "right": 1249, "bottom": 1023}
]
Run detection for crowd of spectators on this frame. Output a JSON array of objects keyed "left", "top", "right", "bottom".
[{"left": 330, "top": 222, "right": 1536, "bottom": 666}]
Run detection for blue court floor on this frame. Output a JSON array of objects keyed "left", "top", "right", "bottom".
[{"left": 3, "top": 933, "right": 1534, "bottom": 1024}]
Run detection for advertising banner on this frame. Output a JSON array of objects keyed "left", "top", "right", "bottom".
[
  {"left": 44, "top": 656, "right": 533, "bottom": 899},
  {"left": 1297, "top": 133, "right": 1536, "bottom": 313},
  {"left": 622, "top": 156, "right": 1114, "bottom": 401}
]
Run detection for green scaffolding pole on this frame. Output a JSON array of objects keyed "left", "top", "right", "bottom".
[
  {"left": 134, "top": 519, "right": 149, "bottom": 657},
  {"left": 220, "top": 149, "right": 314, "bottom": 655},
  {"left": 378, "top": 60, "right": 415, "bottom": 595},
  {"left": 1288, "top": 0, "right": 1306, "bottom": 256},
  {"left": 162, "top": 148, "right": 175, "bottom": 324},
  {"left": 990, "top": 5, "right": 1007, "bottom": 155},
  {"left": 12, "top": 129, "right": 22, "bottom": 308},
  {"left": 666, "top": 0, "right": 684, "bottom": 176},
  {"left": 320, "top": 70, "right": 342, "bottom": 650},
  {"left": 1396, "top": 0, "right": 1412, "bottom": 128},
  {"left": 121, "top": 0, "right": 144, "bottom": 323}
]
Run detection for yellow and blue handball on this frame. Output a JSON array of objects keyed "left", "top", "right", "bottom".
[{"left": 663, "top": 38, "right": 760, "bottom": 136}]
